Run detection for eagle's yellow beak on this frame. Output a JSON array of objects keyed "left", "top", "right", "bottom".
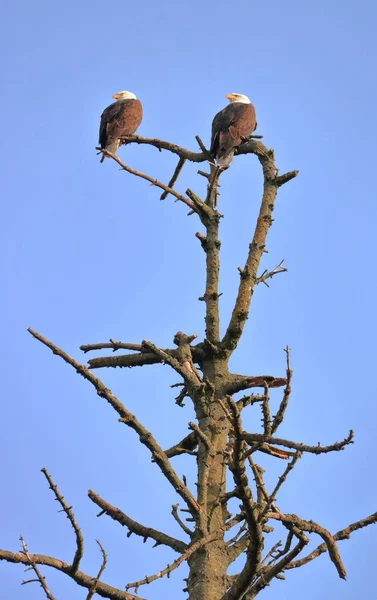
[
  {"left": 226, "top": 93, "right": 235, "bottom": 100},
  {"left": 112, "top": 93, "right": 120, "bottom": 99}
]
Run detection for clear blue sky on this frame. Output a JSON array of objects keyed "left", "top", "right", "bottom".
[{"left": 2, "top": 0, "right": 377, "bottom": 598}]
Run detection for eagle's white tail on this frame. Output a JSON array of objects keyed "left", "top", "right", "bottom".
[
  {"left": 100, "top": 139, "right": 120, "bottom": 162},
  {"left": 217, "top": 149, "right": 235, "bottom": 167}
]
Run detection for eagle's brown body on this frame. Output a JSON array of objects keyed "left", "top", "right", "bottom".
[
  {"left": 210, "top": 101, "right": 256, "bottom": 167},
  {"left": 99, "top": 98, "right": 142, "bottom": 162}
]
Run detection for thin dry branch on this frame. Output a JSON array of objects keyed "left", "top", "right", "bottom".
[
  {"left": 261, "top": 451, "right": 301, "bottom": 516},
  {"left": 41, "top": 468, "right": 84, "bottom": 572},
  {"left": 266, "top": 512, "right": 346, "bottom": 579},
  {"left": 255, "top": 260, "right": 287, "bottom": 287},
  {"left": 261, "top": 383, "right": 272, "bottom": 436},
  {"left": 88, "top": 490, "right": 188, "bottom": 553},
  {"left": 28, "top": 328, "right": 200, "bottom": 515},
  {"left": 271, "top": 347, "right": 292, "bottom": 434},
  {"left": 221, "top": 142, "right": 298, "bottom": 354},
  {"left": 0, "top": 549, "right": 141, "bottom": 600},
  {"left": 160, "top": 156, "right": 187, "bottom": 200},
  {"left": 20, "top": 537, "right": 56, "bottom": 600},
  {"left": 171, "top": 504, "right": 193, "bottom": 537},
  {"left": 236, "top": 394, "right": 264, "bottom": 409},
  {"left": 85, "top": 541, "right": 107, "bottom": 600},
  {"left": 242, "top": 430, "right": 354, "bottom": 456},
  {"left": 286, "top": 511, "right": 377, "bottom": 571},
  {"left": 95, "top": 148, "right": 197, "bottom": 212},
  {"left": 120, "top": 134, "right": 206, "bottom": 161}
]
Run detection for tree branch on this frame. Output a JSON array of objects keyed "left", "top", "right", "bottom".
[
  {"left": 261, "top": 451, "right": 301, "bottom": 516},
  {"left": 221, "top": 146, "right": 298, "bottom": 355},
  {"left": 88, "top": 490, "right": 188, "bottom": 553},
  {"left": 164, "top": 431, "right": 198, "bottom": 458},
  {"left": 85, "top": 540, "right": 107, "bottom": 600},
  {"left": 0, "top": 549, "right": 141, "bottom": 600},
  {"left": 20, "top": 537, "right": 57, "bottom": 600},
  {"left": 160, "top": 156, "right": 187, "bottom": 200},
  {"left": 86, "top": 343, "right": 205, "bottom": 370},
  {"left": 227, "top": 374, "right": 287, "bottom": 395},
  {"left": 95, "top": 148, "right": 197, "bottom": 212},
  {"left": 285, "top": 511, "right": 377, "bottom": 571},
  {"left": 119, "top": 134, "right": 206, "bottom": 161},
  {"left": 171, "top": 504, "right": 193, "bottom": 537},
  {"left": 41, "top": 468, "right": 84, "bottom": 572},
  {"left": 271, "top": 347, "right": 292, "bottom": 434},
  {"left": 242, "top": 430, "right": 354, "bottom": 456},
  {"left": 80, "top": 341, "right": 143, "bottom": 353},
  {"left": 28, "top": 328, "right": 200, "bottom": 515},
  {"left": 267, "top": 512, "right": 347, "bottom": 579}
]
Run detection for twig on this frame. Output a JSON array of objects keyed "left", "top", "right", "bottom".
[
  {"left": 20, "top": 537, "right": 56, "bottom": 600},
  {"left": 95, "top": 148, "right": 197, "bottom": 212},
  {"left": 160, "top": 157, "right": 186, "bottom": 200},
  {"left": 247, "top": 455, "right": 269, "bottom": 507},
  {"left": 261, "top": 383, "right": 271, "bottom": 436},
  {"left": 266, "top": 512, "right": 347, "bottom": 579},
  {"left": 85, "top": 540, "right": 107, "bottom": 600},
  {"left": 28, "top": 328, "right": 200, "bottom": 515},
  {"left": 236, "top": 394, "right": 265, "bottom": 409},
  {"left": 88, "top": 490, "right": 188, "bottom": 554},
  {"left": 255, "top": 260, "right": 287, "bottom": 287},
  {"left": 272, "top": 346, "right": 292, "bottom": 434},
  {"left": 171, "top": 504, "right": 193, "bottom": 537},
  {"left": 261, "top": 451, "right": 301, "bottom": 516},
  {"left": 41, "top": 468, "right": 84, "bottom": 572},
  {"left": 195, "top": 135, "right": 212, "bottom": 160}
]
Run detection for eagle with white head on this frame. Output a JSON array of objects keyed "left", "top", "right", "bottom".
[
  {"left": 210, "top": 93, "right": 257, "bottom": 167},
  {"left": 99, "top": 91, "right": 143, "bottom": 162}
]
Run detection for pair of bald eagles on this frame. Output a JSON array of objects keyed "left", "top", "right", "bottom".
[{"left": 99, "top": 91, "right": 256, "bottom": 167}]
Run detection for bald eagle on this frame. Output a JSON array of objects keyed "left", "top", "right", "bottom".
[
  {"left": 99, "top": 91, "right": 142, "bottom": 162},
  {"left": 210, "top": 93, "right": 256, "bottom": 167}
]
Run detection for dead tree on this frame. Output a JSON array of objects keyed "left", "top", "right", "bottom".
[{"left": 1, "top": 133, "right": 375, "bottom": 600}]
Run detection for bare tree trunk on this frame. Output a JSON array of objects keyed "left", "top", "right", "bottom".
[{"left": 1, "top": 134, "right": 376, "bottom": 600}]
